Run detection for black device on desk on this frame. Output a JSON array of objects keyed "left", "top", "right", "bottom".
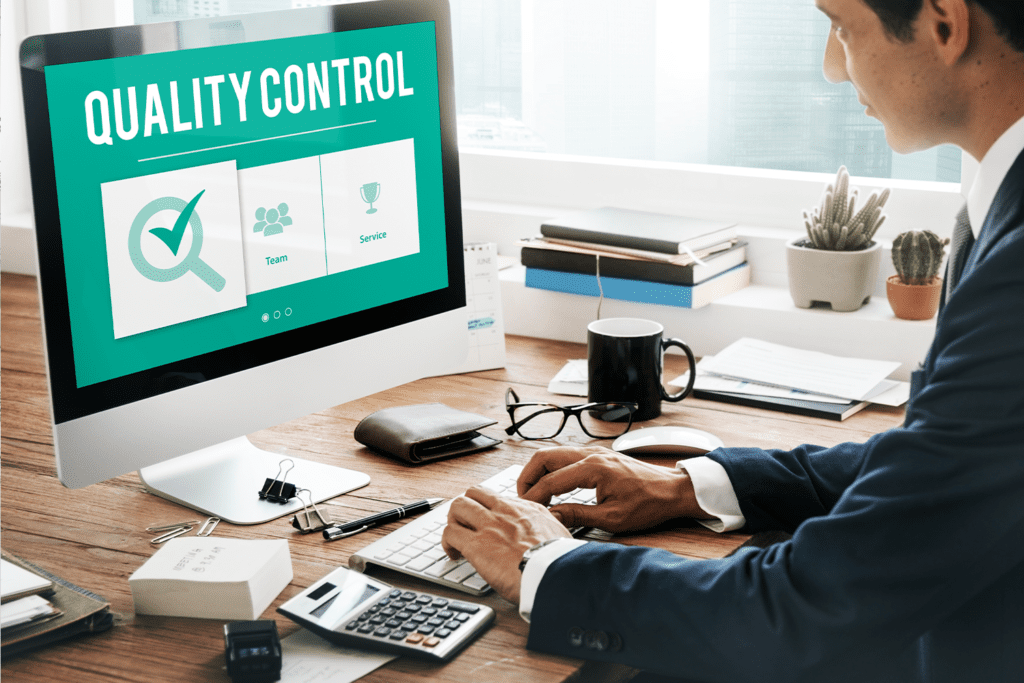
[{"left": 277, "top": 566, "right": 494, "bottom": 661}]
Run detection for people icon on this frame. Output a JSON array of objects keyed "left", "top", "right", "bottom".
[{"left": 254, "top": 203, "right": 292, "bottom": 236}]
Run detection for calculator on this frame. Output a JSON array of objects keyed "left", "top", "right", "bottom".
[{"left": 277, "top": 566, "right": 495, "bottom": 661}]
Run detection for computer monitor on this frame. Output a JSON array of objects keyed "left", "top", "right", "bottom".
[{"left": 19, "top": 0, "right": 467, "bottom": 524}]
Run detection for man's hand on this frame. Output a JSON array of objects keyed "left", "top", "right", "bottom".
[
  {"left": 518, "top": 446, "right": 710, "bottom": 533},
  {"left": 441, "top": 486, "right": 571, "bottom": 605}
]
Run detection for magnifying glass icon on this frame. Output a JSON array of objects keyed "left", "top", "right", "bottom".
[{"left": 128, "top": 194, "right": 226, "bottom": 292}]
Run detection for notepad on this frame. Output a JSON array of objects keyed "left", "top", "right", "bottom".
[{"left": 1, "top": 559, "right": 53, "bottom": 604}]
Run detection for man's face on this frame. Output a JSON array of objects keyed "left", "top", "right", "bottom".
[{"left": 816, "top": 0, "right": 961, "bottom": 153}]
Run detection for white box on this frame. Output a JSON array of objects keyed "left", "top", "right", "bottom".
[{"left": 129, "top": 538, "right": 292, "bottom": 620}]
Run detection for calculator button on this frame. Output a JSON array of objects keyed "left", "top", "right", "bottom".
[
  {"left": 358, "top": 624, "right": 375, "bottom": 634},
  {"left": 449, "top": 601, "right": 481, "bottom": 614},
  {"left": 381, "top": 608, "right": 397, "bottom": 616},
  {"left": 422, "top": 637, "right": 441, "bottom": 648},
  {"left": 391, "top": 601, "right": 407, "bottom": 610},
  {"left": 396, "top": 611, "right": 412, "bottom": 620},
  {"left": 401, "top": 592, "right": 417, "bottom": 601},
  {"left": 388, "top": 630, "right": 408, "bottom": 641},
  {"left": 415, "top": 595, "right": 432, "bottom": 605},
  {"left": 435, "top": 628, "right": 452, "bottom": 638},
  {"left": 385, "top": 619, "right": 403, "bottom": 628},
  {"left": 377, "top": 598, "right": 391, "bottom": 606},
  {"left": 417, "top": 625, "right": 436, "bottom": 635},
  {"left": 438, "top": 610, "right": 454, "bottom": 619},
  {"left": 405, "top": 633, "right": 425, "bottom": 644},
  {"left": 445, "top": 620, "right": 461, "bottom": 630},
  {"left": 368, "top": 605, "right": 381, "bottom": 613},
  {"left": 427, "top": 617, "right": 445, "bottom": 627},
  {"left": 389, "top": 589, "right": 403, "bottom": 598},
  {"left": 404, "top": 604, "right": 421, "bottom": 613},
  {"left": 344, "top": 621, "right": 359, "bottom": 631},
  {"left": 420, "top": 607, "right": 437, "bottom": 616},
  {"left": 455, "top": 613, "right": 471, "bottom": 622},
  {"left": 357, "top": 612, "right": 372, "bottom": 621},
  {"left": 431, "top": 598, "right": 449, "bottom": 608},
  {"left": 373, "top": 627, "right": 392, "bottom": 637},
  {"left": 409, "top": 615, "right": 428, "bottom": 624},
  {"left": 370, "top": 616, "right": 386, "bottom": 625}
]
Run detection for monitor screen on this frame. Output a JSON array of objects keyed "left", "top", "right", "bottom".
[
  {"left": 22, "top": 1, "right": 465, "bottom": 425},
  {"left": 21, "top": 0, "right": 467, "bottom": 508}
]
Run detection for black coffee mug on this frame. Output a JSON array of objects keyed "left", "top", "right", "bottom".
[{"left": 587, "top": 318, "right": 697, "bottom": 421}]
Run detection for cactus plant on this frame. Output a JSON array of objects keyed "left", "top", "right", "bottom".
[
  {"left": 891, "top": 230, "right": 949, "bottom": 286},
  {"left": 802, "top": 166, "right": 890, "bottom": 251}
]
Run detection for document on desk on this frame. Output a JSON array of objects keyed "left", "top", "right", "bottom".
[
  {"left": 698, "top": 338, "right": 902, "bottom": 402},
  {"left": 280, "top": 628, "right": 396, "bottom": 683}
]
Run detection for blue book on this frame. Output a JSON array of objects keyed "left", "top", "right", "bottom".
[{"left": 524, "top": 263, "right": 750, "bottom": 308}]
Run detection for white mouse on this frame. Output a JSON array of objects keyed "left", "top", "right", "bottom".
[{"left": 612, "top": 426, "right": 725, "bottom": 457}]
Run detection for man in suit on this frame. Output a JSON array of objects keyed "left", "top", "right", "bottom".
[{"left": 441, "top": 1, "right": 1024, "bottom": 681}]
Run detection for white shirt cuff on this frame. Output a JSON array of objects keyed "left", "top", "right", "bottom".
[
  {"left": 518, "top": 538, "right": 587, "bottom": 623},
  {"left": 678, "top": 456, "right": 746, "bottom": 532}
]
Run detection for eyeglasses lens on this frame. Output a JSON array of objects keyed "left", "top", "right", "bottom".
[
  {"left": 580, "top": 403, "right": 635, "bottom": 437},
  {"left": 513, "top": 405, "right": 566, "bottom": 439}
]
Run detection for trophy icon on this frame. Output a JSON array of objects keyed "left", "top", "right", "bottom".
[{"left": 360, "top": 182, "right": 381, "bottom": 214}]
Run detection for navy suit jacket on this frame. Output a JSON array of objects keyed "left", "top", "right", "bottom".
[{"left": 527, "top": 149, "right": 1024, "bottom": 683}]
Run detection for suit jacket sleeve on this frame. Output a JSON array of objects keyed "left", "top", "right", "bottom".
[{"left": 526, "top": 164, "right": 1024, "bottom": 682}]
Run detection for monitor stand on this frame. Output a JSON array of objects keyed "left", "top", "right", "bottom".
[{"left": 138, "top": 436, "right": 370, "bottom": 525}]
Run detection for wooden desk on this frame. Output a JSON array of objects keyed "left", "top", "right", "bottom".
[{"left": 0, "top": 272, "right": 905, "bottom": 682}]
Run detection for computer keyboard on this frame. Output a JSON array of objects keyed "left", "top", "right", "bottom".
[{"left": 348, "top": 464, "right": 597, "bottom": 596}]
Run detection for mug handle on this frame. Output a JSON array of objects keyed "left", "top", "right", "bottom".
[{"left": 661, "top": 338, "right": 697, "bottom": 402}]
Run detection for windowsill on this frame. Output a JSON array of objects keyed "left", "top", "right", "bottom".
[{"left": 500, "top": 265, "right": 934, "bottom": 381}]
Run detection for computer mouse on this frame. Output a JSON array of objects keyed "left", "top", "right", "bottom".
[{"left": 612, "top": 426, "right": 725, "bottom": 457}]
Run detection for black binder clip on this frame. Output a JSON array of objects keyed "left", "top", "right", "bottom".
[
  {"left": 259, "top": 459, "right": 297, "bottom": 504},
  {"left": 291, "top": 489, "right": 335, "bottom": 534}
]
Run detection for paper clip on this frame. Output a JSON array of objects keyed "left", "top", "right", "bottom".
[
  {"left": 146, "top": 520, "right": 200, "bottom": 532},
  {"left": 291, "top": 489, "right": 334, "bottom": 534},
  {"left": 151, "top": 526, "right": 193, "bottom": 544},
  {"left": 197, "top": 517, "right": 220, "bottom": 537},
  {"left": 259, "top": 459, "right": 297, "bottom": 504}
]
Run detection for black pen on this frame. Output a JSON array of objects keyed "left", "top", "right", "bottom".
[{"left": 323, "top": 498, "right": 446, "bottom": 541}]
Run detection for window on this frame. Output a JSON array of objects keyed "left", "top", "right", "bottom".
[{"left": 135, "top": 0, "right": 960, "bottom": 183}]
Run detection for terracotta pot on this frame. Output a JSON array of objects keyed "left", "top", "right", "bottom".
[
  {"left": 786, "top": 238, "right": 881, "bottom": 312},
  {"left": 886, "top": 275, "right": 942, "bottom": 320}
]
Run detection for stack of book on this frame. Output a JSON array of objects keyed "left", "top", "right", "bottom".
[{"left": 520, "top": 207, "right": 750, "bottom": 308}]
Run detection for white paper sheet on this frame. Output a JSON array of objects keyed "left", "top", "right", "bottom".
[
  {"left": 547, "top": 359, "right": 589, "bottom": 396},
  {"left": 698, "top": 338, "right": 901, "bottom": 401},
  {"left": 670, "top": 358, "right": 850, "bottom": 404},
  {"left": 279, "top": 628, "right": 397, "bottom": 683}
]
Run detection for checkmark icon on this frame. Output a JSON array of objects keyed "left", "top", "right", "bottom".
[{"left": 149, "top": 189, "right": 205, "bottom": 256}]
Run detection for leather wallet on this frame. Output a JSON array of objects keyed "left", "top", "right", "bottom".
[{"left": 353, "top": 403, "right": 502, "bottom": 464}]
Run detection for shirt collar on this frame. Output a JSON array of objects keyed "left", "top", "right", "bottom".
[{"left": 966, "top": 114, "right": 1024, "bottom": 238}]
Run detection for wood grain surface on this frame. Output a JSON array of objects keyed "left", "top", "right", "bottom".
[{"left": 0, "top": 272, "right": 905, "bottom": 682}]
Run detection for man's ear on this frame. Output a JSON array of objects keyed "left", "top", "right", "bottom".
[{"left": 925, "top": 0, "right": 971, "bottom": 66}]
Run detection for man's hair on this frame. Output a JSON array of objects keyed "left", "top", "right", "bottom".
[{"left": 861, "top": 0, "right": 1024, "bottom": 53}]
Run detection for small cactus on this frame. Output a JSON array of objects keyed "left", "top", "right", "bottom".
[
  {"left": 802, "top": 166, "right": 890, "bottom": 251},
  {"left": 892, "top": 230, "right": 948, "bottom": 285}
]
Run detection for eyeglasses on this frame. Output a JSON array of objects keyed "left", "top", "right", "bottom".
[{"left": 504, "top": 387, "right": 637, "bottom": 440}]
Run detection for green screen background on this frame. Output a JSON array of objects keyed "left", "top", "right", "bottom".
[{"left": 44, "top": 21, "right": 448, "bottom": 388}]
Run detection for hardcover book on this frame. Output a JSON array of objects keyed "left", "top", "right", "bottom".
[
  {"left": 521, "top": 241, "right": 747, "bottom": 286},
  {"left": 524, "top": 262, "right": 751, "bottom": 309},
  {"left": 540, "top": 207, "right": 737, "bottom": 255}
]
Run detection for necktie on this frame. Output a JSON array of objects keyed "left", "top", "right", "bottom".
[{"left": 944, "top": 204, "right": 974, "bottom": 303}]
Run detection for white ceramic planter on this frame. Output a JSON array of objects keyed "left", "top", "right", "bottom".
[{"left": 786, "top": 237, "right": 881, "bottom": 312}]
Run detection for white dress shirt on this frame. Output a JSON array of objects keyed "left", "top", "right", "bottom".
[{"left": 520, "top": 113, "right": 1024, "bottom": 623}]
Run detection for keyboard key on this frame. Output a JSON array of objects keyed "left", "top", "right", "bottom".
[
  {"left": 443, "top": 562, "right": 478, "bottom": 584},
  {"left": 406, "top": 555, "right": 436, "bottom": 572},
  {"left": 425, "top": 558, "right": 466, "bottom": 578},
  {"left": 423, "top": 547, "right": 447, "bottom": 562},
  {"left": 450, "top": 601, "right": 480, "bottom": 614},
  {"left": 411, "top": 539, "right": 434, "bottom": 552},
  {"left": 462, "top": 574, "right": 490, "bottom": 591},
  {"left": 388, "top": 553, "right": 414, "bottom": 567},
  {"left": 373, "top": 549, "right": 394, "bottom": 560}
]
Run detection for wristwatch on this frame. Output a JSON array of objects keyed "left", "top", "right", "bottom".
[{"left": 519, "top": 538, "right": 563, "bottom": 573}]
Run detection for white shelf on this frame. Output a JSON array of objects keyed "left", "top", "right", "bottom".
[{"left": 500, "top": 266, "right": 935, "bottom": 381}]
